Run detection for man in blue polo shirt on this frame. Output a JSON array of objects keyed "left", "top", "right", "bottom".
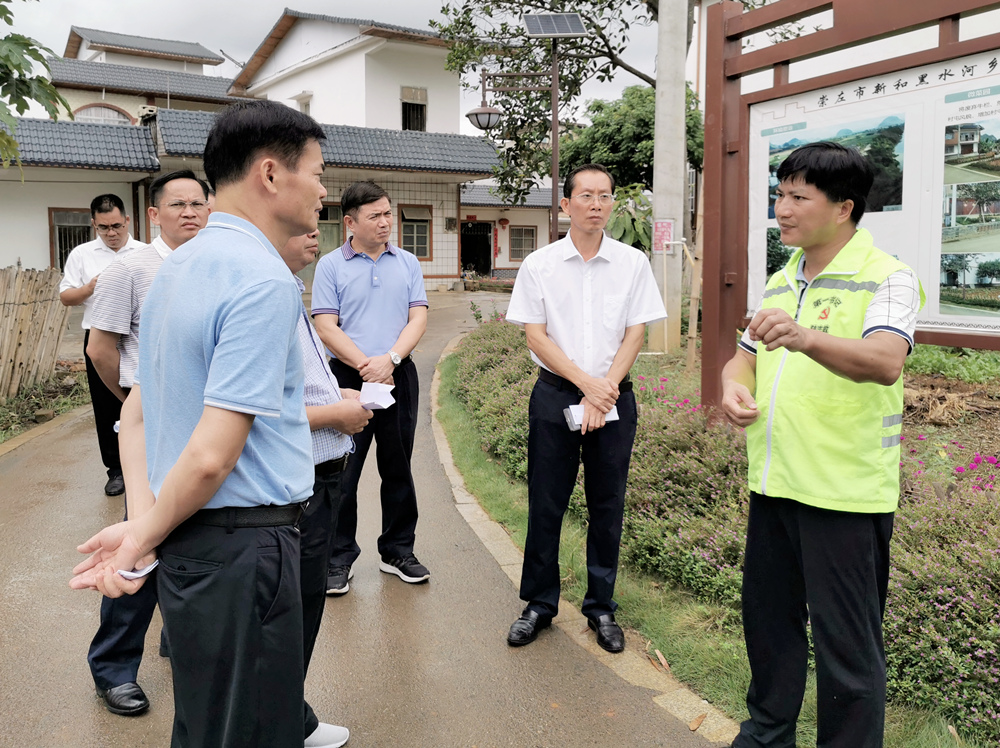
[
  {"left": 71, "top": 100, "right": 329, "bottom": 748},
  {"left": 312, "top": 180, "right": 429, "bottom": 595}
]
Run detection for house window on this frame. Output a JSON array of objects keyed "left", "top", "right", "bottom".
[
  {"left": 300, "top": 98, "right": 311, "bottom": 116},
  {"left": 49, "top": 209, "right": 92, "bottom": 270},
  {"left": 401, "top": 86, "right": 428, "bottom": 132},
  {"left": 400, "top": 206, "right": 432, "bottom": 259},
  {"left": 75, "top": 105, "right": 131, "bottom": 125},
  {"left": 402, "top": 102, "right": 426, "bottom": 132},
  {"left": 510, "top": 226, "right": 536, "bottom": 261}
]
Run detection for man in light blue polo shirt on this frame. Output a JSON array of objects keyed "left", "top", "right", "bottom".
[
  {"left": 71, "top": 100, "right": 331, "bottom": 748},
  {"left": 312, "top": 180, "right": 429, "bottom": 595}
]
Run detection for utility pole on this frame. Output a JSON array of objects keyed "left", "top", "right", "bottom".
[{"left": 648, "top": 0, "right": 689, "bottom": 352}]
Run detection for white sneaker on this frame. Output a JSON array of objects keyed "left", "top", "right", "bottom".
[{"left": 305, "top": 722, "right": 349, "bottom": 748}]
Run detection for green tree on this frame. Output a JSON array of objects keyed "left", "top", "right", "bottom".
[
  {"left": 432, "top": 0, "right": 769, "bottom": 203},
  {"left": 976, "top": 258, "right": 1000, "bottom": 284},
  {"left": 560, "top": 85, "right": 655, "bottom": 189},
  {"left": 560, "top": 83, "right": 702, "bottom": 192},
  {"left": 941, "top": 253, "right": 978, "bottom": 300},
  {"left": 766, "top": 228, "right": 792, "bottom": 275},
  {"left": 0, "top": 0, "right": 72, "bottom": 168},
  {"left": 957, "top": 182, "right": 1000, "bottom": 224},
  {"left": 606, "top": 183, "right": 652, "bottom": 252}
]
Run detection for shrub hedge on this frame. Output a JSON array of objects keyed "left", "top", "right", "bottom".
[{"left": 449, "top": 319, "right": 1000, "bottom": 743}]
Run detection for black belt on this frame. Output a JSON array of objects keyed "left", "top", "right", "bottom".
[
  {"left": 315, "top": 453, "right": 349, "bottom": 476},
  {"left": 536, "top": 367, "right": 632, "bottom": 394},
  {"left": 188, "top": 502, "right": 305, "bottom": 530}
]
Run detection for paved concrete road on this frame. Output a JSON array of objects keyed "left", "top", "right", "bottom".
[{"left": 0, "top": 291, "right": 726, "bottom": 747}]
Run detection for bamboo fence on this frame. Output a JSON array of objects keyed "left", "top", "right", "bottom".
[{"left": 0, "top": 263, "right": 71, "bottom": 402}]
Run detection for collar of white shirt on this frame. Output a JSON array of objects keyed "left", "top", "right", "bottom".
[
  {"left": 150, "top": 235, "right": 172, "bottom": 261},
  {"left": 559, "top": 232, "right": 613, "bottom": 263}
]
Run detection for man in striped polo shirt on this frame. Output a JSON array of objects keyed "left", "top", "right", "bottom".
[
  {"left": 84, "top": 169, "right": 210, "bottom": 717},
  {"left": 279, "top": 230, "right": 373, "bottom": 748}
]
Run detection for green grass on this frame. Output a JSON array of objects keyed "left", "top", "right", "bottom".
[
  {"left": 0, "top": 375, "right": 90, "bottom": 445},
  {"left": 905, "top": 344, "right": 1000, "bottom": 384},
  {"left": 437, "top": 352, "right": 985, "bottom": 748}
]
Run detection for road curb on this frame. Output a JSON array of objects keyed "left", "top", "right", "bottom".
[
  {"left": 0, "top": 404, "right": 92, "bottom": 459},
  {"left": 431, "top": 334, "right": 739, "bottom": 745}
]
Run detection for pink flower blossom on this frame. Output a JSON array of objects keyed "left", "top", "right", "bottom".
[{"left": 955, "top": 466, "right": 965, "bottom": 473}]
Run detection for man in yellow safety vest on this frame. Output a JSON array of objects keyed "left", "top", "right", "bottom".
[{"left": 721, "top": 141, "right": 924, "bottom": 747}]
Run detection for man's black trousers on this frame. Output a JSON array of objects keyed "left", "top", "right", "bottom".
[
  {"left": 157, "top": 520, "right": 304, "bottom": 748},
  {"left": 735, "top": 492, "right": 894, "bottom": 748},
  {"left": 82, "top": 330, "right": 122, "bottom": 476},
  {"left": 520, "top": 378, "right": 637, "bottom": 620},
  {"left": 300, "top": 467, "right": 345, "bottom": 737},
  {"left": 328, "top": 358, "right": 418, "bottom": 567}
]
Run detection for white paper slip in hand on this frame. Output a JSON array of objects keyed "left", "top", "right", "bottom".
[
  {"left": 118, "top": 559, "right": 159, "bottom": 580},
  {"left": 563, "top": 404, "right": 619, "bottom": 431},
  {"left": 360, "top": 381, "right": 395, "bottom": 410}
]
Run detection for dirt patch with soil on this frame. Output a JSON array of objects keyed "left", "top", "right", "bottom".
[{"left": 902, "top": 373, "right": 1000, "bottom": 453}]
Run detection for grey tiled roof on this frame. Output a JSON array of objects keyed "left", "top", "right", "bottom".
[
  {"left": 157, "top": 109, "right": 498, "bottom": 175},
  {"left": 460, "top": 183, "right": 553, "bottom": 208},
  {"left": 6, "top": 118, "right": 158, "bottom": 171},
  {"left": 284, "top": 9, "right": 441, "bottom": 39},
  {"left": 49, "top": 57, "right": 240, "bottom": 103},
  {"left": 69, "top": 26, "right": 223, "bottom": 63}
]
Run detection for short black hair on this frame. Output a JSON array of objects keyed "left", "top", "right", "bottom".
[
  {"left": 149, "top": 170, "right": 210, "bottom": 207},
  {"left": 776, "top": 141, "right": 874, "bottom": 224},
  {"left": 203, "top": 100, "right": 326, "bottom": 190},
  {"left": 90, "top": 194, "right": 126, "bottom": 219},
  {"left": 564, "top": 163, "right": 616, "bottom": 199},
  {"left": 341, "top": 180, "right": 391, "bottom": 219}
]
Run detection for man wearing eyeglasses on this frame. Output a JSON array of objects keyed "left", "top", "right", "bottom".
[
  {"left": 504, "top": 163, "right": 666, "bottom": 653},
  {"left": 83, "top": 170, "right": 211, "bottom": 717},
  {"left": 59, "top": 194, "right": 144, "bottom": 497}
]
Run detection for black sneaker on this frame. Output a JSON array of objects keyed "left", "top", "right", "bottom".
[
  {"left": 379, "top": 554, "right": 430, "bottom": 583},
  {"left": 326, "top": 564, "right": 354, "bottom": 596}
]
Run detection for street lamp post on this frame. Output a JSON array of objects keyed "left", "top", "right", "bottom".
[{"left": 465, "top": 14, "right": 587, "bottom": 244}]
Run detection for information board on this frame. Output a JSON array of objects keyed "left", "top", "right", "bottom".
[{"left": 749, "top": 48, "right": 1000, "bottom": 335}]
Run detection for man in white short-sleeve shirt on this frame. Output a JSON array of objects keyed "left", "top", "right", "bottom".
[
  {"left": 59, "top": 194, "right": 143, "bottom": 496},
  {"left": 504, "top": 163, "right": 666, "bottom": 653},
  {"left": 83, "top": 170, "right": 211, "bottom": 718}
]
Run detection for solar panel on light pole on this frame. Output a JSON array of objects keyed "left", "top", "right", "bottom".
[
  {"left": 523, "top": 13, "right": 587, "bottom": 242},
  {"left": 523, "top": 13, "right": 587, "bottom": 38}
]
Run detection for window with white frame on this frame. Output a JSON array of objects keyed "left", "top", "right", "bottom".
[
  {"left": 75, "top": 105, "right": 131, "bottom": 125},
  {"left": 510, "top": 226, "right": 536, "bottom": 260},
  {"left": 400, "top": 206, "right": 431, "bottom": 259}
]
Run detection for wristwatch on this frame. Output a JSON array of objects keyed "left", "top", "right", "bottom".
[{"left": 388, "top": 350, "right": 402, "bottom": 366}]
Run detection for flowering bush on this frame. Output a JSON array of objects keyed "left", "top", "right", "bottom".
[{"left": 449, "top": 320, "right": 1000, "bottom": 743}]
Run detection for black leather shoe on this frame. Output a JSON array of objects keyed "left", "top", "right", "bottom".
[
  {"left": 96, "top": 682, "right": 149, "bottom": 716},
  {"left": 104, "top": 473, "right": 125, "bottom": 496},
  {"left": 507, "top": 609, "right": 552, "bottom": 647},
  {"left": 588, "top": 614, "right": 625, "bottom": 653}
]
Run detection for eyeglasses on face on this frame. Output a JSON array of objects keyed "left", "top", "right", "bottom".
[
  {"left": 164, "top": 201, "right": 210, "bottom": 211},
  {"left": 571, "top": 193, "right": 614, "bottom": 206},
  {"left": 95, "top": 223, "right": 126, "bottom": 233}
]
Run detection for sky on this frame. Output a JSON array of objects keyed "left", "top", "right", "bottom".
[{"left": 11, "top": 0, "right": 661, "bottom": 134}]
